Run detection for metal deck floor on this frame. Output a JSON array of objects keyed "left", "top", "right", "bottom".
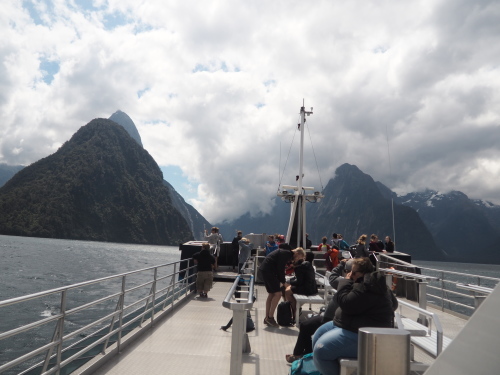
[
  {"left": 89, "top": 282, "right": 298, "bottom": 375},
  {"left": 86, "top": 281, "right": 468, "bottom": 375}
]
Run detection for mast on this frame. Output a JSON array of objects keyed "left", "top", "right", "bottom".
[{"left": 277, "top": 101, "right": 323, "bottom": 249}]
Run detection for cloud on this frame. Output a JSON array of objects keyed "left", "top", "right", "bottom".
[{"left": 1, "top": 0, "right": 500, "bottom": 222}]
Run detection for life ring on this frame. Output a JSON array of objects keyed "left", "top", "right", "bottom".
[{"left": 390, "top": 267, "right": 398, "bottom": 291}]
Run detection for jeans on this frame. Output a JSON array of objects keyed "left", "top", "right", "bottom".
[{"left": 312, "top": 321, "right": 358, "bottom": 375}]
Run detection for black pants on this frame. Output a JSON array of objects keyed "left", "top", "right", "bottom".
[
  {"left": 232, "top": 249, "right": 239, "bottom": 268},
  {"left": 293, "top": 314, "right": 326, "bottom": 356}
]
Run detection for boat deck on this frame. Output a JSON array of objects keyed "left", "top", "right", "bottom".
[
  {"left": 87, "top": 282, "right": 296, "bottom": 375},
  {"left": 84, "top": 281, "right": 468, "bottom": 375}
]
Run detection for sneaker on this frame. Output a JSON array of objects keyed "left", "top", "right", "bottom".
[{"left": 265, "top": 317, "right": 279, "bottom": 327}]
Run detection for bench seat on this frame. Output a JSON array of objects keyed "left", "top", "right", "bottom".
[
  {"left": 396, "top": 315, "right": 452, "bottom": 358},
  {"left": 294, "top": 294, "right": 325, "bottom": 327}
]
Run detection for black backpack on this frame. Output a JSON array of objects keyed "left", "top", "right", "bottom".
[{"left": 277, "top": 301, "right": 294, "bottom": 326}]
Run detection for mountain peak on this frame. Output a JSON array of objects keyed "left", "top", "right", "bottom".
[{"left": 109, "top": 110, "right": 143, "bottom": 147}]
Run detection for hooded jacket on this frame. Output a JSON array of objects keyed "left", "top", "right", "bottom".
[
  {"left": 333, "top": 271, "right": 397, "bottom": 333},
  {"left": 289, "top": 260, "right": 318, "bottom": 296}
]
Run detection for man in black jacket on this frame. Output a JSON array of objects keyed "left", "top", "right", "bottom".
[
  {"left": 192, "top": 243, "right": 216, "bottom": 298},
  {"left": 312, "top": 257, "right": 397, "bottom": 375}
]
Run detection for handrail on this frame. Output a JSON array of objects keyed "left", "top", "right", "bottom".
[
  {"left": 222, "top": 274, "right": 255, "bottom": 375},
  {"left": 397, "top": 299, "right": 444, "bottom": 356},
  {"left": 222, "top": 275, "right": 255, "bottom": 310},
  {"left": 377, "top": 254, "right": 499, "bottom": 317},
  {"left": 380, "top": 268, "right": 440, "bottom": 282},
  {"left": 0, "top": 258, "right": 196, "bottom": 375},
  {"left": 456, "top": 283, "right": 493, "bottom": 294}
]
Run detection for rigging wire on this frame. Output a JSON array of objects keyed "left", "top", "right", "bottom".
[
  {"left": 277, "top": 114, "right": 300, "bottom": 190},
  {"left": 385, "top": 123, "right": 396, "bottom": 249},
  {"left": 306, "top": 118, "right": 325, "bottom": 192}
]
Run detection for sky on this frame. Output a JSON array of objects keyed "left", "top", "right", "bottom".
[{"left": 1, "top": 0, "right": 500, "bottom": 223}]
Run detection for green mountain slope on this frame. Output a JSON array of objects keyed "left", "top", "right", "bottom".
[{"left": 0, "top": 119, "right": 192, "bottom": 245}]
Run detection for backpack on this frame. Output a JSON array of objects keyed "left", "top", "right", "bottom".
[
  {"left": 277, "top": 301, "right": 294, "bottom": 326},
  {"left": 289, "top": 353, "right": 320, "bottom": 375}
]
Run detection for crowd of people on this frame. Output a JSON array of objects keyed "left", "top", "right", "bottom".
[{"left": 194, "top": 229, "right": 398, "bottom": 375}]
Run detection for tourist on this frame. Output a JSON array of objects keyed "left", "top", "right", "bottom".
[
  {"left": 238, "top": 237, "right": 253, "bottom": 274},
  {"left": 204, "top": 227, "right": 223, "bottom": 271},
  {"left": 285, "top": 259, "right": 353, "bottom": 363},
  {"left": 258, "top": 243, "right": 293, "bottom": 327},
  {"left": 312, "top": 257, "right": 398, "bottom": 375},
  {"left": 231, "top": 230, "right": 243, "bottom": 271},
  {"left": 368, "top": 234, "right": 384, "bottom": 252},
  {"left": 192, "top": 243, "right": 216, "bottom": 298},
  {"left": 331, "top": 233, "right": 340, "bottom": 248},
  {"left": 354, "top": 234, "right": 369, "bottom": 258},
  {"left": 284, "top": 248, "right": 318, "bottom": 321},
  {"left": 385, "top": 236, "right": 395, "bottom": 253},
  {"left": 265, "top": 235, "right": 279, "bottom": 256},
  {"left": 337, "top": 234, "right": 350, "bottom": 250}
]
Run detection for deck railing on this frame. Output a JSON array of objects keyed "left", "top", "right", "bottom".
[
  {"left": 0, "top": 259, "right": 197, "bottom": 375},
  {"left": 378, "top": 253, "right": 500, "bottom": 317}
]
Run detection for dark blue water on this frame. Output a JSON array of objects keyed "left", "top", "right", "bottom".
[
  {"left": 0, "top": 235, "right": 180, "bottom": 302},
  {"left": 0, "top": 235, "right": 181, "bottom": 372}
]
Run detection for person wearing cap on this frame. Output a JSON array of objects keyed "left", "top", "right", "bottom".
[{"left": 285, "top": 259, "right": 353, "bottom": 363}]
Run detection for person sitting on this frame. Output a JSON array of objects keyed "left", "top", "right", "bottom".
[
  {"left": 284, "top": 248, "right": 318, "bottom": 322},
  {"left": 312, "top": 257, "right": 398, "bottom": 375},
  {"left": 305, "top": 251, "right": 316, "bottom": 271},
  {"left": 285, "top": 259, "right": 353, "bottom": 363}
]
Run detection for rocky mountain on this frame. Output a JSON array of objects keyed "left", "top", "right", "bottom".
[
  {"left": 307, "top": 164, "right": 446, "bottom": 260},
  {"left": 395, "top": 190, "right": 500, "bottom": 262},
  {"left": 107, "top": 110, "right": 211, "bottom": 239},
  {"left": 0, "top": 119, "right": 193, "bottom": 245},
  {"left": 218, "top": 163, "right": 447, "bottom": 261},
  {"left": 109, "top": 110, "right": 143, "bottom": 147}
]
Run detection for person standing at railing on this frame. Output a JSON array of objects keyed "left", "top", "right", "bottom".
[
  {"left": 238, "top": 237, "right": 253, "bottom": 274},
  {"left": 259, "top": 242, "right": 293, "bottom": 327},
  {"left": 265, "top": 235, "right": 279, "bottom": 256},
  {"left": 192, "top": 243, "right": 216, "bottom": 298},
  {"left": 204, "top": 227, "right": 223, "bottom": 271},
  {"left": 384, "top": 236, "right": 395, "bottom": 253},
  {"left": 231, "top": 230, "right": 243, "bottom": 271}
]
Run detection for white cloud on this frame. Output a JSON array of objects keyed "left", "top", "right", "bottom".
[{"left": 1, "top": 0, "right": 500, "bottom": 222}]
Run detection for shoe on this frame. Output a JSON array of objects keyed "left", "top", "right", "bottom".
[
  {"left": 220, "top": 325, "right": 228, "bottom": 331},
  {"left": 203, "top": 292, "right": 208, "bottom": 298},
  {"left": 286, "top": 354, "right": 302, "bottom": 363},
  {"left": 264, "top": 318, "right": 269, "bottom": 325},
  {"left": 265, "top": 317, "right": 279, "bottom": 327}
]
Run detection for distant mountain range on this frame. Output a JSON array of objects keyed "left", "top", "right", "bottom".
[
  {"left": 1, "top": 112, "right": 499, "bottom": 262},
  {"left": 218, "top": 164, "right": 500, "bottom": 263}
]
